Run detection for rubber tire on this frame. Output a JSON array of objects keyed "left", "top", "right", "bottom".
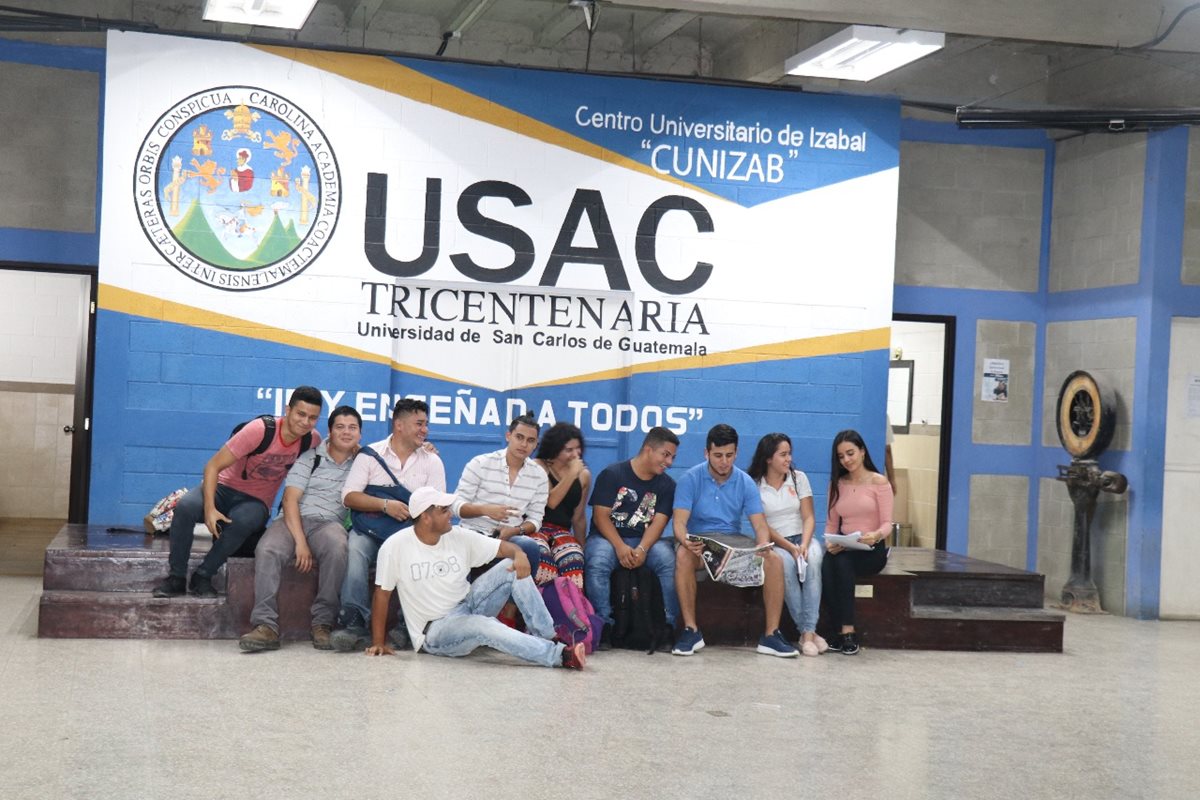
[{"left": 1055, "top": 370, "right": 1116, "bottom": 459}]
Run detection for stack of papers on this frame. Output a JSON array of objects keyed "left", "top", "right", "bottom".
[{"left": 824, "top": 531, "right": 874, "bottom": 551}]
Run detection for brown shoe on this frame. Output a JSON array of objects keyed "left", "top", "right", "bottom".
[
  {"left": 239, "top": 624, "right": 280, "bottom": 653},
  {"left": 311, "top": 624, "right": 333, "bottom": 650}
]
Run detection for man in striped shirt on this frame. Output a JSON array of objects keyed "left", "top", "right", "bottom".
[{"left": 451, "top": 413, "right": 548, "bottom": 575}]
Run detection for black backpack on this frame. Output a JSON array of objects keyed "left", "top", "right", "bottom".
[
  {"left": 609, "top": 565, "right": 670, "bottom": 654},
  {"left": 230, "top": 415, "right": 313, "bottom": 479}
]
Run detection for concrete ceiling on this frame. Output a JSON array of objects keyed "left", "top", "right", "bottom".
[{"left": 6, "top": 0, "right": 1200, "bottom": 116}]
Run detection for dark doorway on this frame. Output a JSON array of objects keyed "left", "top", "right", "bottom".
[{"left": 889, "top": 314, "right": 954, "bottom": 550}]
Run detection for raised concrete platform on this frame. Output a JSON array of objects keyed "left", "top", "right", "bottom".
[
  {"left": 39, "top": 524, "right": 325, "bottom": 640},
  {"left": 39, "top": 526, "right": 1063, "bottom": 651},
  {"left": 695, "top": 547, "right": 1064, "bottom": 652}
]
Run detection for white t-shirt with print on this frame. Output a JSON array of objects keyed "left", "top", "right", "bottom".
[
  {"left": 757, "top": 469, "right": 814, "bottom": 538},
  {"left": 375, "top": 526, "right": 500, "bottom": 652}
]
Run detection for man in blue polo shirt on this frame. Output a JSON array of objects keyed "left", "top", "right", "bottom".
[{"left": 671, "top": 423, "right": 796, "bottom": 657}]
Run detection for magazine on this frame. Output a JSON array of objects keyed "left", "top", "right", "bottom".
[{"left": 687, "top": 534, "right": 775, "bottom": 587}]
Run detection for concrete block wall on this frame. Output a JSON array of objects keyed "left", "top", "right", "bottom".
[
  {"left": 1036, "top": 477, "right": 1127, "bottom": 614},
  {"left": 973, "top": 320, "right": 1035, "bottom": 445},
  {"left": 968, "top": 475, "right": 1028, "bottom": 569},
  {"left": 1040, "top": 318, "right": 1135, "bottom": 451},
  {"left": 0, "top": 57, "right": 98, "bottom": 233},
  {"left": 1183, "top": 131, "right": 1200, "bottom": 285},
  {"left": 895, "top": 141, "right": 1043, "bottom": 291},
  {"left": 0, "top": 34, "right": 1187, "bottom": 616},
  {"left": 894, "top": 130, "right": 1047, "bottom": 560},
  {"left": 1036, "top": 131, "right": 1169, "bottom": 618},
  {"left": 1048, "top": 133, "right": 1145, "bottom": 291}
]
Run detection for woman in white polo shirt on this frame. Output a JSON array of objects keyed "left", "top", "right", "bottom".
[{"left": 748, "top": 432, "right": 828, "bottom": 657}]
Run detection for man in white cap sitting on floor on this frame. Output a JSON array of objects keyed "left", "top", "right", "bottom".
[{"left": 363, "top": 486, "right": 587, "bottom": 670}]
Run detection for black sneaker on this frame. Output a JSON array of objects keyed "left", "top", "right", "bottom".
[
  {"left": 598, "top": 623, "right": 613, "bottom": 651},
  {"left": 841, "top": 632, "right": 860, "bottom": 655},
  {"left": 152, "top": 575, "right": 186, "bottom": 598},
  {"left": 189, "top": 571, "right": 217, "bottom": 598},
  {"left": 331, "top": 626, "right": 370, "bottom": 652},
  {"left": 334, "top": 607, "right": 362, "bottom": 630},
  {"left": 387, "top": 624, "right": 410, "bottom": 650},
  {"left": 825, "top": 633, "right": 844, "bottom": 652},
  {"left": 331, "top": 609, "right": 369, "bottom": 653}
]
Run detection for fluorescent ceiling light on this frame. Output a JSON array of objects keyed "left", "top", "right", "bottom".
[
  {"left": 203, "top": 0, "right": 319, "bottom": 30},
  {"left": 784, "top": 25, "right": 944, "bottom": 82}
]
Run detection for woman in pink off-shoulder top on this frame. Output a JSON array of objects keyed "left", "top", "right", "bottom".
[{"left": 821, "top": 429, "right": 893, "bottom": 655}]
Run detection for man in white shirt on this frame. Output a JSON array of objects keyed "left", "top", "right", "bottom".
[
  {"left": 451, "top": 413, "right": 549, "bottom": 574},
  {"left": 332, "top": 398, "right": 446, "bottom": 652},
  {"left": 365, "top": 486, "right": 586, "bottom": 670}
]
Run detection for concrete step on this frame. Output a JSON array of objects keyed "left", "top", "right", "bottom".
[
  {"left": 888, "top": 547, "right": 1047, "bottom": 608},
  {"left": 42, "top": 549, "right": 220, "bottom": 593},
  {"left": 861, "top": 604, "right": 1064, "bottom": 652},
  {"left": 38, "top": 590, "right": 236, "bottom": 639},
  {"left": 41, "top": 525, "right": 215, "bottom": 592},
  {"left": 911, "top": 604, "right": 1066, "bottom": 622},
  {"left": 909, "top": 574, "right": 1045, "bottom": 608}
]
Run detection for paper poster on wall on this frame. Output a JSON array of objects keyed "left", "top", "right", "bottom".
[
  {"left": 1187, "top": 374, "right": 1200, "bottom": 418},
  {"left": 981, "top": 358, "right": 1009, "bottom": 403}
]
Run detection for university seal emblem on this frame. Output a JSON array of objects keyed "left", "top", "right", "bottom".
[{"left": 133, "top": 87, "right": 340, "bottom": 290}]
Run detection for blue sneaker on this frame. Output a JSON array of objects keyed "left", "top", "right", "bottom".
[
  {"left": 672, "top": 627, "right": 705, "bottom": 656},
  {"left": 757, "top": 629, "right": 799, "bottom": 658}
]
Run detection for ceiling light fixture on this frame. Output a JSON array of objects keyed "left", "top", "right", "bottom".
[
  {"left": 202, "top": 0, "right": 318, "bottom": 30},
  {"left": 784, "top": 25, "right": 944, "bottom": 82}
]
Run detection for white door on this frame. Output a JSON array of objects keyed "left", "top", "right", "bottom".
[
  {"left": 1161, "top": 317, "right": 1200, "bottom": 618},
  {"left": 0, "top": 269, "right": 89, "bottom": 520}
]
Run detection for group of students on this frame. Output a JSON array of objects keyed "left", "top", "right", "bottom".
[{"left": 149, "top": 387, "right": 894, "bottom": 668}]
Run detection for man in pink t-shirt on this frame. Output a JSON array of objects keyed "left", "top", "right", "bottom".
[{"left": 152, "top": 386, "right": 323, "bottom": 599}]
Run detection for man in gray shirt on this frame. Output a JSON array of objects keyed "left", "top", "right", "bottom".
[{"left": 239, "top": 406, "right": 363, "bottom": 652}]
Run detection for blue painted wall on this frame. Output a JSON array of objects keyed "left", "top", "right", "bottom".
[{"left": 5, "top": 36, "right": 1197, "bottom": 617}]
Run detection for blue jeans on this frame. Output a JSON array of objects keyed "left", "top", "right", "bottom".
[
  {"left": 584, "top": 535, "right": 678, "bottom": 625},
  {"left": 776, "top": 535, "right": 824, "bottom": 634},
  {"left": 338, "top": 530, "right": 382, "bottom": 625},
  {"left": 508, "top": 534, "right": 544, "bottom": 578},
  {"left": 167, "top": 484, "right": 269, "bottom": 578},
  {"left": 422, "top": 560, "right": 564, "bottom": 667}
]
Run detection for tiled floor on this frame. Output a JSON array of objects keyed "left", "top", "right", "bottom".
[
  {"left": 0, "top": 517, "right": 63, "bottom": 575},
  {"left": 2, "top": 574, "right": 1198, "bottom": 799}
]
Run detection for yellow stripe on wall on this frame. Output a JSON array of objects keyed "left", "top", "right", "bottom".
[
  {"left": 99, "top": 285, "right": 887, "bottom": 388},
  {"left": 520, "top": 328, "right": 892, "bottom": 388},
  {"left": 97, "top": 284, "right": 459, "bottom": 384},
  {"left": 250, "top": 45, "right": 713, "bottom": 198}
]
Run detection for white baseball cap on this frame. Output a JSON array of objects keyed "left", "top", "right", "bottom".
[{"left": 408, "top": 486, "right": 457, "bottom": 519}]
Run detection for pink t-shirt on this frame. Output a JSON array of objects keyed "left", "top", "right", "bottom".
[
  {"left": 218, "top": 417, "right": 322, "bottom": 508},
  {"left": 825, "top": 481, "right": 893, "bottom": 536}
]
